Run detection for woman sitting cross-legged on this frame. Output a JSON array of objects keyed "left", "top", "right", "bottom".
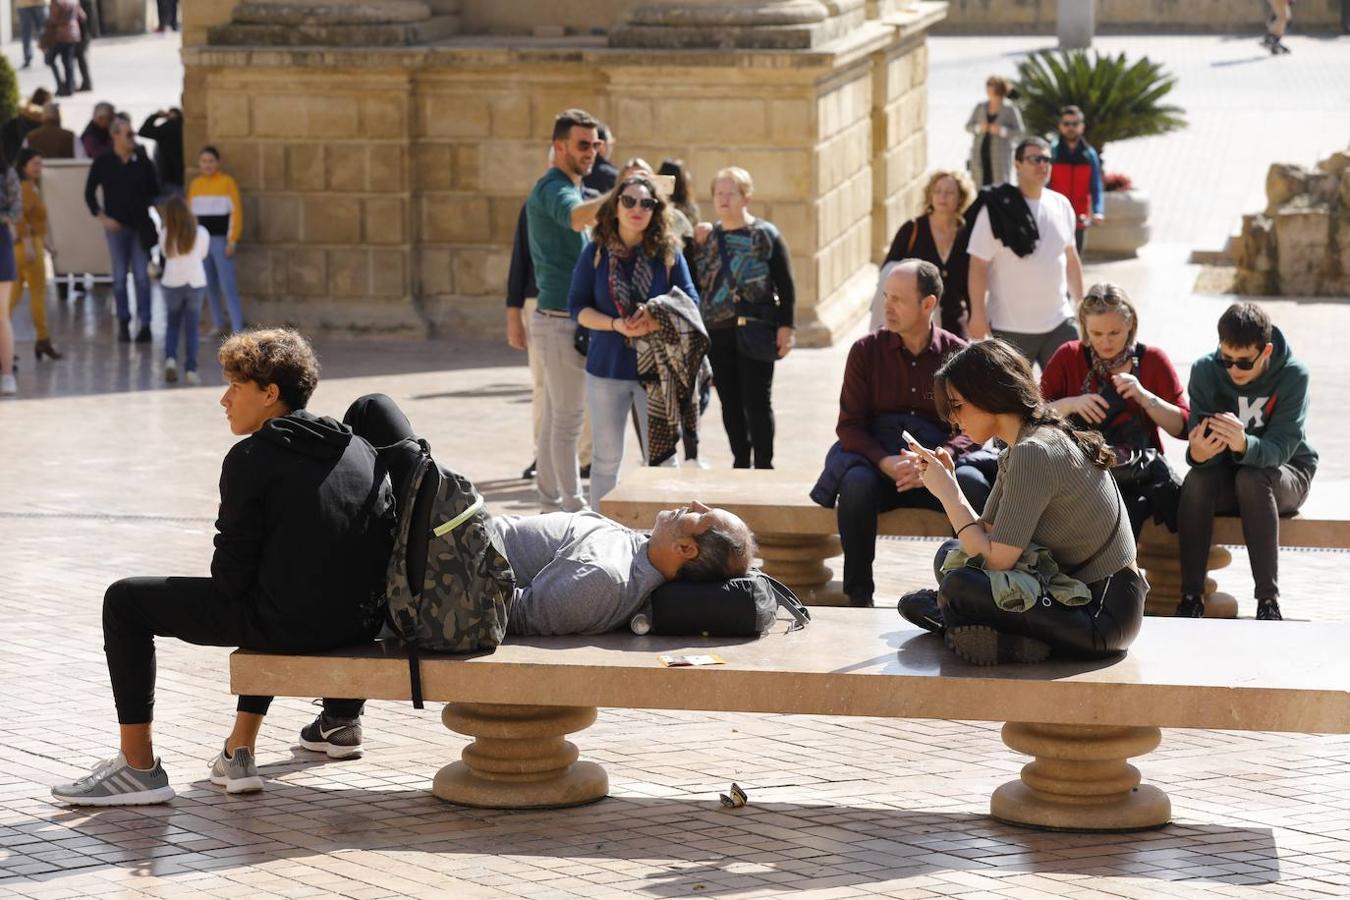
[
  {"left": 51, "top": 329, "right": 397, "bottom": 805},
  {"left": 898, "top": 339, "right": 1146, "bottom": 665}
]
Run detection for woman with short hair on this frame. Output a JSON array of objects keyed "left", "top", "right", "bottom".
[
  {"left": 875, "top": 168, "right": 977, "bottom": 336},
  {"left": 966, "top": 75, "right": 1024, "bottom": 187},
  {"left": 899, "top": 339, "right": 1145, "bottom": 666},
  {"left": 568, "top": 173, "right": 699, "bottom": 508}
]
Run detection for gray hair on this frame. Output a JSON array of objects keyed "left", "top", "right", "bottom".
[{"left": 676, "top": 525, "right": 756, "bottom": 582}]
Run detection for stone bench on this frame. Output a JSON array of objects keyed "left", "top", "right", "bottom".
[
  {"left": 232, "top": 612, "right": 1350, "bottom": 832},
  {"left": 1138, "top": 481, "right": 1350, "bottom": 618},
  {"left": 603, "top": 468, "right": 1350, "bottom": 618},
  {"left": 600, "top": 467, "right": 952, "bottom": 605}
]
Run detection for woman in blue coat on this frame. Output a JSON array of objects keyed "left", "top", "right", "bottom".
[{"left": 569, "top": 173, "right": 699, "bottom": 508}]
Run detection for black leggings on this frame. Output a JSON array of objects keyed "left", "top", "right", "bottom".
[
  {"left": 707, "top": 325, "right": 776, "bottom": 469},
  {"left": 932, "top": 539, "right": 1147, "bottom": 659},
  {"left": 105, "top": 393, "right": 415, "bottom": 725},
  {"left": 104, "top": 577, "right": 371, "bottom": 724}
]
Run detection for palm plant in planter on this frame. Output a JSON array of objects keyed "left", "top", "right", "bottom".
[{"left": 1015, "top": 50, "right": 1186, "bottom": 257}]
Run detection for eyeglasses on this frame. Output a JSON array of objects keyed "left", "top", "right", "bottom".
[
  {"left": 1218, "top": 352, "right": 1261, "bottom": 371},
  {"left": 1023, "top": 155, "right": 1052, "bottom": 166},
  {"left": 619, "top": 195, "right": 657, "bottom": 211},
  {"left": 1060, "top": 120, "right": 1083, "bottom": 127}
]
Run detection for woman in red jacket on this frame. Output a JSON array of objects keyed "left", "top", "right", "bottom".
[{"left": 1041, "top": 283, "right": 1189, "bottom": 535}]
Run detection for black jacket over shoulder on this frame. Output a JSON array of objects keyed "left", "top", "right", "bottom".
[{"left": 212, "top": 410, "right": 396, "bottom": 647}]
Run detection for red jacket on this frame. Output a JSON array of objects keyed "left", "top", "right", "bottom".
[
  {"left": 1048, "top": 139, "right": 1103, "bottom": 229},
  {"left": 1041, "top": 340, "right": 1189, "bottom": 454}
]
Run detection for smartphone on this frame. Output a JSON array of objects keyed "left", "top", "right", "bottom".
[{"left": 902, "top": 429, "right": 919, "bottom": 449}]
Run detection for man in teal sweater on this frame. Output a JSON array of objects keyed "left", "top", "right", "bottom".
[{"left": 1176, "top": 303, "right": 1317, "bottom": 620}]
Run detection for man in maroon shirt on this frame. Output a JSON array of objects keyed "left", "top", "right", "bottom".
[{"left": 835, "top": 260, "right": 996, "bottom": 607}]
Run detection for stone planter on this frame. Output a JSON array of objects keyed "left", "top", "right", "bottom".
[{"left": 1088, "top": 190, "right": 1151, "bottom": 259}]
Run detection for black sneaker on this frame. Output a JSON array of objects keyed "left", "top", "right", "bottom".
[
  {"left": 1256, "top": 598, "right": 1283, "bottom": 621},
  {"left": 579, "top": 464, "right": 591, "bottom": 479},
  {"left": 521, "top": 460, "right": 537, "bottom": 480},
  {"left": 898, "top": 589, "right": 944, "bottom": 634},
  {"left": 1175, "top": 594, "right": 1205, "bottom": 618},
  {"left": 134, "top": 325, "right": 152, "bottom": 344},
  {"left": 847, "top": 594, "right": 874, "bottom": 608},
  {"left": 945, "top": 625, "right": 1051, "bottom": 666},
  {"left": 117, "top": 321, "right": 131, "bottom": 343},
  {"left": 299, "top": 713, "right": 363, "bottom": 759}
]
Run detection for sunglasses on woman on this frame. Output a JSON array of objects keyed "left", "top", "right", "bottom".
[{"left": 619, "top": 195, "right": 657, "bottom": 211}]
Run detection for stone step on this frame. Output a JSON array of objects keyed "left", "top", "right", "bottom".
[{"left": 210, "top": 14, "right": 460, "bottom": 47}]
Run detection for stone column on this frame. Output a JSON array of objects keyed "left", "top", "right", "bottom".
[
  {"left": 1057, "top": 0, "right": 1093, "bottom": 49},
  {"left": 209, "top": 0, "right": 459, "bottom": 46},
  {"left": 611, "top": 0, "right": 867, "bottom": 49}
]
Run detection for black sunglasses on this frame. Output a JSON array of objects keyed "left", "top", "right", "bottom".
[
  {"left": 619, "top": 195, "right": 657, "bottom": 211},
  {"left": 1060, "top": 119, "right": 1083, "bottom": 127},
  {"left": 1023, "top": 155, "right": 1053, "bottom": 165},
  {"left": 1219, "top": 352, "right": 1261, "bottom": 371}
]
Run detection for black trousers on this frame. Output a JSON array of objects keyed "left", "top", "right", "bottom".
[
  {"left": 838, "top": 462, "right": 995, "bottom": 602},
  {"left": 104, "top": 577, "right": 372, "bottom": 724},
  {"left": 707, "top": 326, "right": 775, "bottom": 469},
  {"left": 932, "top": 539, "right": 1147, "bottom": 659},
  {"left": 1178, "top": 461, "right": 1312, "bottom": 600},
  {"left": 103, "top": 393, "right": 416, "bottom": 726}
]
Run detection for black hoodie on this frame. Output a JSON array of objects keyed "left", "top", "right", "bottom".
[{"left": 212, "top": 410, "right": 396, "bottom": 646}]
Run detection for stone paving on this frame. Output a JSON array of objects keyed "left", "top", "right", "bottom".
[{"left": 2, "top": 28, "right": 1350, "bottom": 900}]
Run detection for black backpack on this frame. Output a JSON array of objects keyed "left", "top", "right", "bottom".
[{"left": 383, "top": 439, "right": 516, "bottom": 708}]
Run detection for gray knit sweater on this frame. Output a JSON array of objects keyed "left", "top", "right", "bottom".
[
  {"left": 965, "top": 101, "right": 1025, "bottom": 187},
  {"left": 981, "top": 424, "right": 1135, "bottom": 585}
]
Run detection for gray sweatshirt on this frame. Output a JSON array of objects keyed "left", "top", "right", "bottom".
[{"left": 494, "top": 511, "right": 667, "bottom": 636}]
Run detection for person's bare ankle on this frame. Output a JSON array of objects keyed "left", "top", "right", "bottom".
[{"left": 123, "top": 750, "right": 155, "bottom": 769}]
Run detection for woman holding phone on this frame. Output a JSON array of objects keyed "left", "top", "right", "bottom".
[
  {"left": 898, "top": 339, "right": 1145, "bottom": 666},
  {"left": 568, "top": 172, "right": 698, "bottom": 509}
]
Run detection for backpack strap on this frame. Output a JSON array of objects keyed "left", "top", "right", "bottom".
[
  {"left": 759, "top": 572, "right": 811, "bottom": 631},
  {"left": 407, "top": 644, "right": 425, "bottom": 710}
]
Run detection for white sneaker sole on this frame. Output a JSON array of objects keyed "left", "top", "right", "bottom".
[
  {"left": 299, "top": 737, "right": 363, "bottom": 759},
  {"left": 52, "top": 785, "right": 176, "bottom": 806},
  {"left": 210, "top": 772, "right": 264, "bottom": 794}
]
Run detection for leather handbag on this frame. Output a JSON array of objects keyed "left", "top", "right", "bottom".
[{"left": 642, "top": 571, "right": 810, "bottom": 637}]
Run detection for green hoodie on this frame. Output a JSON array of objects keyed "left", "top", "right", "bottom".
[{"left": 1185, "top": 326, "right": 1318, "bottom": 471}]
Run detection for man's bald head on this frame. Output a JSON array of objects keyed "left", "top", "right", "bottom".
[{"left": 882, "top": 259, "right": 942, "bottom": 335}]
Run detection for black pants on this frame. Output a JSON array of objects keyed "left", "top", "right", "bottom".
[
  {"left": 103, "top": 393, "right": 416, "bottom": 725},
  {"left": 156, "top": 0, "right": 178, "bottom": 29},
  {"left": 707, "top": 326, "right": 775, "bottom": 468},
  {"left": 1178, "top": 461, "right": 1313, "bottom": 600},
  {"left": 50, "top": 43, "right": 76, "bottom": 94},
  {"left": 838, "top": 461, "right": 995, "bottom": 602},
  {"left": 932, "top": 539, "right": 1146, "bottom": 659}
]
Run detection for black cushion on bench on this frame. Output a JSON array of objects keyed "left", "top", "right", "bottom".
[{"left": 647, "top": 573, "right": 810, "bottom": 637}]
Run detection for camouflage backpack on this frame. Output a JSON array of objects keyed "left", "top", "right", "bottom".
[{"left": 385, "top": 439, "right": 516, "bottom": 708}]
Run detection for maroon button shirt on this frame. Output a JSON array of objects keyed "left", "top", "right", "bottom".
[{"left": 836, "top": 326, "right": 974, "bottom": 465}]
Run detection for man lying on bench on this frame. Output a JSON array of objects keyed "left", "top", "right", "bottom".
[{"left": 52, "top": 332, "right": 755, "bottom": 806}]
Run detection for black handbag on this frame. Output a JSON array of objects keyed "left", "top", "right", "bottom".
[
  {"left": 573, "top": 323, "right": 589, "bottom": 358},
  {"left": 644, "top": 571, "right": 809, "bottom": 637}
]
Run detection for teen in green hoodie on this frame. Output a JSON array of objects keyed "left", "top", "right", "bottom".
[{"left": 1176, "top": 303, "right": 1317, "bottom": 620}]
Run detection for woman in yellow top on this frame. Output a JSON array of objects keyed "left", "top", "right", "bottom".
[
  {"left": 187, "top": 145, "right": 244, "bottom": 335},
  {"left": 12, "top": 148, "right": 60, "bottom": 361}
]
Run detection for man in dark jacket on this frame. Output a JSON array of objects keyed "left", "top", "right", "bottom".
[
  {"left": 52, "top": 329, "right": 397, "bottom": 806},
  {"left": 80, "top": 101, "right": 112, "bottom": 158},
  {"left": 84, "top": 112, "right": 159, "bottom": 342},
  {"left": 25, "top": 102, "right": 76, "bottom": 158},
  {"left": 1048, "top": 105, "right": 1104, "bottom": 254},
  {"left": 137, "top": 107, "right": 184, "bottom": 194}
]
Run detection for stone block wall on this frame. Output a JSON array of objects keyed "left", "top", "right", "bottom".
[
  {"left": 182, "top": 6, "right": 945, "bottom": 342},
  {"left": 938, "top": 0, "right": 1342, "bottom": 33}
]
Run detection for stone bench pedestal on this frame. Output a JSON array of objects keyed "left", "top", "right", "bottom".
[
  {"left": 434, "top": 702, "right": 608, "bottom": 809},
  {"left": 992, "top": 722, "right": 1171, "bottom": 832},
  {"left": 1137, "top": 523, "right": 1237, "bottom": 619}
]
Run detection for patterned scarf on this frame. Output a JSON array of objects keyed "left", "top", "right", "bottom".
[
  {"left": 633, "top": 289, "right": 711, "bottom": 466},
  {"left": 1080, "top": 342, "right": 1137, "bottom": 394},
  {"left": 605, "top": 236, "right": 655, "bottom": 320}
]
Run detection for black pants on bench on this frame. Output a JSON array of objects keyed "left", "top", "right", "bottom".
[
  {"left": 932, "top": 539, "right": 1147, "bottom": 659},
  {"left": 104, "top": 576, "right": 371, "bottom": 724}
]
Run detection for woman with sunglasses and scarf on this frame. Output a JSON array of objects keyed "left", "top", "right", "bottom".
[
  {"left": 1040, "top": 283, "right": 1188, "bottom": 537},
  {"left": 569, "top": 174, "right": 698, "bottom": 508}
]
